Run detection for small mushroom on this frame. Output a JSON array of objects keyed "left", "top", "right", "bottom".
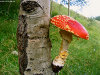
[{"left": 50, "top": 15, "right": 89, "bottom": 73}]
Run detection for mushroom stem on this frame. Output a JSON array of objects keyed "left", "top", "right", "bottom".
[
  {"left": 52, "top": 30, "right": 72, "bottom": 73},
  {"left": 60, "top": 39, "right": 69, "bottom": 52},
  {"left": 59, "top": 29, "right": 72, "bottom": 51}
]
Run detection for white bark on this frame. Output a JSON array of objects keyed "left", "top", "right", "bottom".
[{"left": 17, "top": 0, "right": 56, "bottom": 75}]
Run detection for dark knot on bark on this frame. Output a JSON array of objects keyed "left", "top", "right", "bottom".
[{"left": 21, "top": 1, "right": 42, "bottom": 13}]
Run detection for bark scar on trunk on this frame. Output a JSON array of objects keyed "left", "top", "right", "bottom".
[
  {"left": 17, "top": 15, "right": 28, "bottom": 75},
  {"left": 21, "top": 1, "right": 43, "bottom": 13}
]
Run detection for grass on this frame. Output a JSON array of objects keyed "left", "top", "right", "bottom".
[
  {"left": 0, "top": 18, "right": 19, "bottom": 75},
  {"left": 0, "top": 1, "right": 100, "bottom": 75}
]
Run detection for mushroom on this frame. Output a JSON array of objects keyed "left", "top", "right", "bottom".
[{"left": 50, "top": 15, "right": 89, "bottom": 73}]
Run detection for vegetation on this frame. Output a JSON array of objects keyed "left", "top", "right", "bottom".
[
  {"left": 0, "top": 1, "right": 100, "bottom": 75},
  {"left": 95, "top": 16, "right": 100, "bottom": 21}
]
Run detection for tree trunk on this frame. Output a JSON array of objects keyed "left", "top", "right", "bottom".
[
  {"left": 68, "top": 0, "right": 70, "bottom": 16},
  {"left": 17, "top": 0, "right": 55, "bottom": 75}
]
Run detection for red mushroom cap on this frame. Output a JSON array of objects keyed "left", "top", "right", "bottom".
[{"left": 50, "top": 15, "right": 89, "bottom": 40}]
